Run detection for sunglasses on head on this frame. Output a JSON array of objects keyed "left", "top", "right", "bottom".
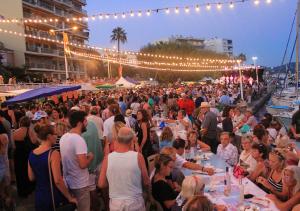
[{"left": 271, "top": 150, "right": 285, "bottom": 160}]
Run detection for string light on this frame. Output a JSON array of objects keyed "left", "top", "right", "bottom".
[
  {"left": 70, "top": 50, "right": 239, "bottom": 72},
  {"left": 0, "top": 0, "right": 273, "bottom": 24},
  {"left": 0, "top": 26, "right": 242, "bottom": 64},
  {"left": 206, "top": 4, "right": 212, "bottom": 10},
  {"left": 184, "top": 7, "right": 190, "bottom": 13}
]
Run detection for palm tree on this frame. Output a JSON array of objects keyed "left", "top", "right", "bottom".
[{"left": 110, "top": 27, "right": 127, "bottom": 53}]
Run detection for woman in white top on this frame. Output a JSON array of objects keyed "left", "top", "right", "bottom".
[{"left": 239, "top": 135, "right": 257, "bottom": 173}]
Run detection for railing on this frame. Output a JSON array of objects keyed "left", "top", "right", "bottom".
[
  {"left": 55, "top": 0, "right": 72, "bottom": 7},
  {"left": 0, "top": 83, "right": 50, "bottom": 92},
  {"left": 37, "top": 1, "right": 54, "bottom": 12},
  {"left": 73, "top": 6, "right": 87, "bottom": 15},
  {"left": 74, "top": 31, "right": 89, "bottom": 38}
]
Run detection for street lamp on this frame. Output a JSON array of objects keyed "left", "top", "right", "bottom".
[
  {"left": 252, "top": 56, "right": 258, "bottom": 85},
  {"left": 238, "top": 60, "right": 244, "bottom": 101},
  {"left": 49, "top": 25, "right": 77, "bottom": 82}
]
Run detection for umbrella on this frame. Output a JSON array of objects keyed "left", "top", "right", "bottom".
[{"left": 4, "top": 85, "right": 81, "bottom": 105}]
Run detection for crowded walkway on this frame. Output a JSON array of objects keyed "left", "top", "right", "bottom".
[{"left": 0, "top": 80, "right": 299, "bottom": 211}]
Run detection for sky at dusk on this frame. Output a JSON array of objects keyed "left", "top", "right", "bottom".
[{"left": 86, "top": 0, "right": 296, "bottom": 67}]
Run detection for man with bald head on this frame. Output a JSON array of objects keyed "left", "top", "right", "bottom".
[{"left": 98, "top": 127, "right": 150, "bottom": 211}]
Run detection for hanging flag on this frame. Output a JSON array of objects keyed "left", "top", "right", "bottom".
[
  {"left": 118, "top": 65, "right": 123, "bottom": 78},
  {"left": 63, "top": 32, "right": 71, "bottom": 56}
]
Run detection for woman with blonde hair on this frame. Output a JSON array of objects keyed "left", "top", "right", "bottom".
[
  {"left": 181, "top": 176, "right": 226, "bottom": 211},
  {"left": 267, "top": 166, "right": 300, "bottom": 211},
  {"left": 160, "top": 127, "right": 174, "bottom": 149}
]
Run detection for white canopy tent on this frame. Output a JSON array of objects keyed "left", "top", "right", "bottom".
[
  {"left": 80, "top": 83, "right": 98, "bottom": 91},
  {"left": 115, "top": 77, "right": 136, "bottom": 88}
]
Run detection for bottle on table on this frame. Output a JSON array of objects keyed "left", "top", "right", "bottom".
[
  {"left": 239, "top": 177, "right": 244, "bottom": 205},
  {"left": 224, "top": 166, "right": 231, "bottom": 196}
]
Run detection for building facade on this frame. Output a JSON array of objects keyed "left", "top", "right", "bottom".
[
  {"left": 204, "top": 38, "right": 233, "bottom": 56},
  {"left": 0, "top": 0, "right": 89, "bottom": 80},
  {"left": 170, "top": 36, "right": 233, "bottom": 56}
]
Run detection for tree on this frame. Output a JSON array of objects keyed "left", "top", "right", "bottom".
[
  {"left": 135, "top": 40, "right": 231, "bottom": 82},
  {"left": 110, "top": 27, "right": 127, "bottom": 53},
  {"left": 237, "top": 53, "right": 247, "bottom": 62}
]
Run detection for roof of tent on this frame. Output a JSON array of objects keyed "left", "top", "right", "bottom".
[
  {"left": 125, "top": 76, "right": 140, "bottom": 85},
  {"left": 4, "top": 85, "right": 81, "bottom": 105},
  {"left": 80, "top": 83, "right": 98, "bottom": 91},
  {"left": 115, "top": 77, "right": 136, "bottom": 88}
]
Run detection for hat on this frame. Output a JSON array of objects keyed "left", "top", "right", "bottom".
[
  {"left": 125, "top": 109, "right": 132, "bottom": 117},
  {"left": 181, "top": 93, "right": 186, "bottom": 98},
  {"left": 71, "top": 106, "right": 80, "bottom": 111},
  {"left": 200, "top": 102, "right": 210, "bottom": 108},
  {"left": 32, "top": 110, "right": 48, "bottom": 121},
  {"left": 238, "top": 101, "right": 247, "bottom": 108}
]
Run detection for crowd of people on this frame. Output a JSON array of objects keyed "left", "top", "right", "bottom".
[{"left": 0, "top": 81, "right": 299, "bottom": 211}]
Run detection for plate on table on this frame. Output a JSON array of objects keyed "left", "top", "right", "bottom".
[
  {"left": 192, "top": 168, "right": 224, "bottom": 175},
  {"left": 248, "top": 197, "right": 270, "bottom": 208}
]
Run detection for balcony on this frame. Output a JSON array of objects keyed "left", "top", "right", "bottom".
[
  {"left": 26, "top": 46, "right": 63, "bottom": 57},
  {"left": 37, "top": 1, "right": 54, "bottom": 12},
  {"left": 27, "top": 63, "right": 59, "bottom": 72},
  {"left": 73, "top": 0, "right": 86, "bottom": 5},
  {"left": 73, "top": 31, "right": 89, "bottom": 38},
  {"left": 54, "top": 0, "right": 73, "bottom": 7},
  {"left": 72, "top": 6, "right": 87, "bottom": 15}
]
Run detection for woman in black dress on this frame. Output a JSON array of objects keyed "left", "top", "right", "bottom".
[
  {"left": 152, "top": 154, "right": 178, "bottom": 211},
  {"left": 13, "top": 116, "right": 37, "bottom": 197},
  {"left": 135, "top": 109, "right": 153, "bottom": 162}
]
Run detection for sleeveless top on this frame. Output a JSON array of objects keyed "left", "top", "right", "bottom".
[
  {"left": 268, "top": 170, "right": 283, "bottom": 192},
  {"left": 107, "top": 151, "right": 142, "bottom": 199},
  {"left": 28, "top": 150, "right": 66, "bottom": 210}
]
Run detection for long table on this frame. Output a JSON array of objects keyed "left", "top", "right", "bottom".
[{"left": 181, "top": 152, "right": 279, "bottom": 211}]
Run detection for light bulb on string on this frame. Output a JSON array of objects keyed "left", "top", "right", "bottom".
[
  {"left": 138, "top": 11, "right": 142, "bottom": 17},
  {"left": 165, "top": 8, "right": 170, "bottom": 14},
  {"left": 175, "top": 7, "right": 179, "bottom": 14},
  {"left": 184, "top": 7, "right": 190, "bottom": 13},
  {"left": 146, "top": 10, "right": 151, "bottom": 16},
  {"left": 229, "top": 2, "right": 235, "bottom": 9},
  {"left": 206, "top": 4, "right": 211, "bottom": 10},
  {"left": 114, "top": 14, "right": 118, "bottom": 19},
  {"left": 266, "top": 0, "right": 271, "bottom": 4},
  {"left": 130, "top": 11, "right": 135, "bottom": 17},
  {"left": 217, "top": 3, "right": 222, "bottom": 10},
  {"left": 254, "top": 0, "right": 260, "bottom": 5},
  {"left": 195, "top": 5, "right": 200, "bottom": 12},
  {"left": 122, "top": 13, "right": 126, "bottom": 19}
]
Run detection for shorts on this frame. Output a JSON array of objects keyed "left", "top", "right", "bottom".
[{"left": 110, "top": 196, "right": 145, "bottom": 211}]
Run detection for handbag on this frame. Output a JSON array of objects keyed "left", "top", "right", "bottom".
[
  {"left": 233, "top": 165, "right": 246, "bottom": 178},
  {"left": 48, "top": 150, "right": 77, "bottom": 211}
]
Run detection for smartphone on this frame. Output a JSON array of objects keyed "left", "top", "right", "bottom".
[{"left": 244, "top": 194, "right": 254, "bottom": 199}]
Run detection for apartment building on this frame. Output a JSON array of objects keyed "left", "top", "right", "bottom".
[{"left": 0, "top": 0, "right": 89, "bottom": 80}]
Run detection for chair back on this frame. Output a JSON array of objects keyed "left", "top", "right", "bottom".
[{"left": 147, "top": 154, "right": 157, "bottom": 175}]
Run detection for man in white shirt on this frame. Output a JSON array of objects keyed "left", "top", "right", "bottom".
[
  {"left": 172, "top": 139, "right": 214, "bottom": 175},
  {"left": 87, "top": 106, "right": 104, "bottom": 140},
  {"left": 60, "top": 110, "right": 94, "bottom": 211},
  {"left": 217, "top": 132, "right": 238, "bottom": 166},
  {"left": 99, "top": 127, "right": 149, "bottom": 211}
]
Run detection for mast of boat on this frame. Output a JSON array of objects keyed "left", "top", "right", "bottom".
[{"left": 296, "top": 0, "right": 300, "bottom": 98}]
